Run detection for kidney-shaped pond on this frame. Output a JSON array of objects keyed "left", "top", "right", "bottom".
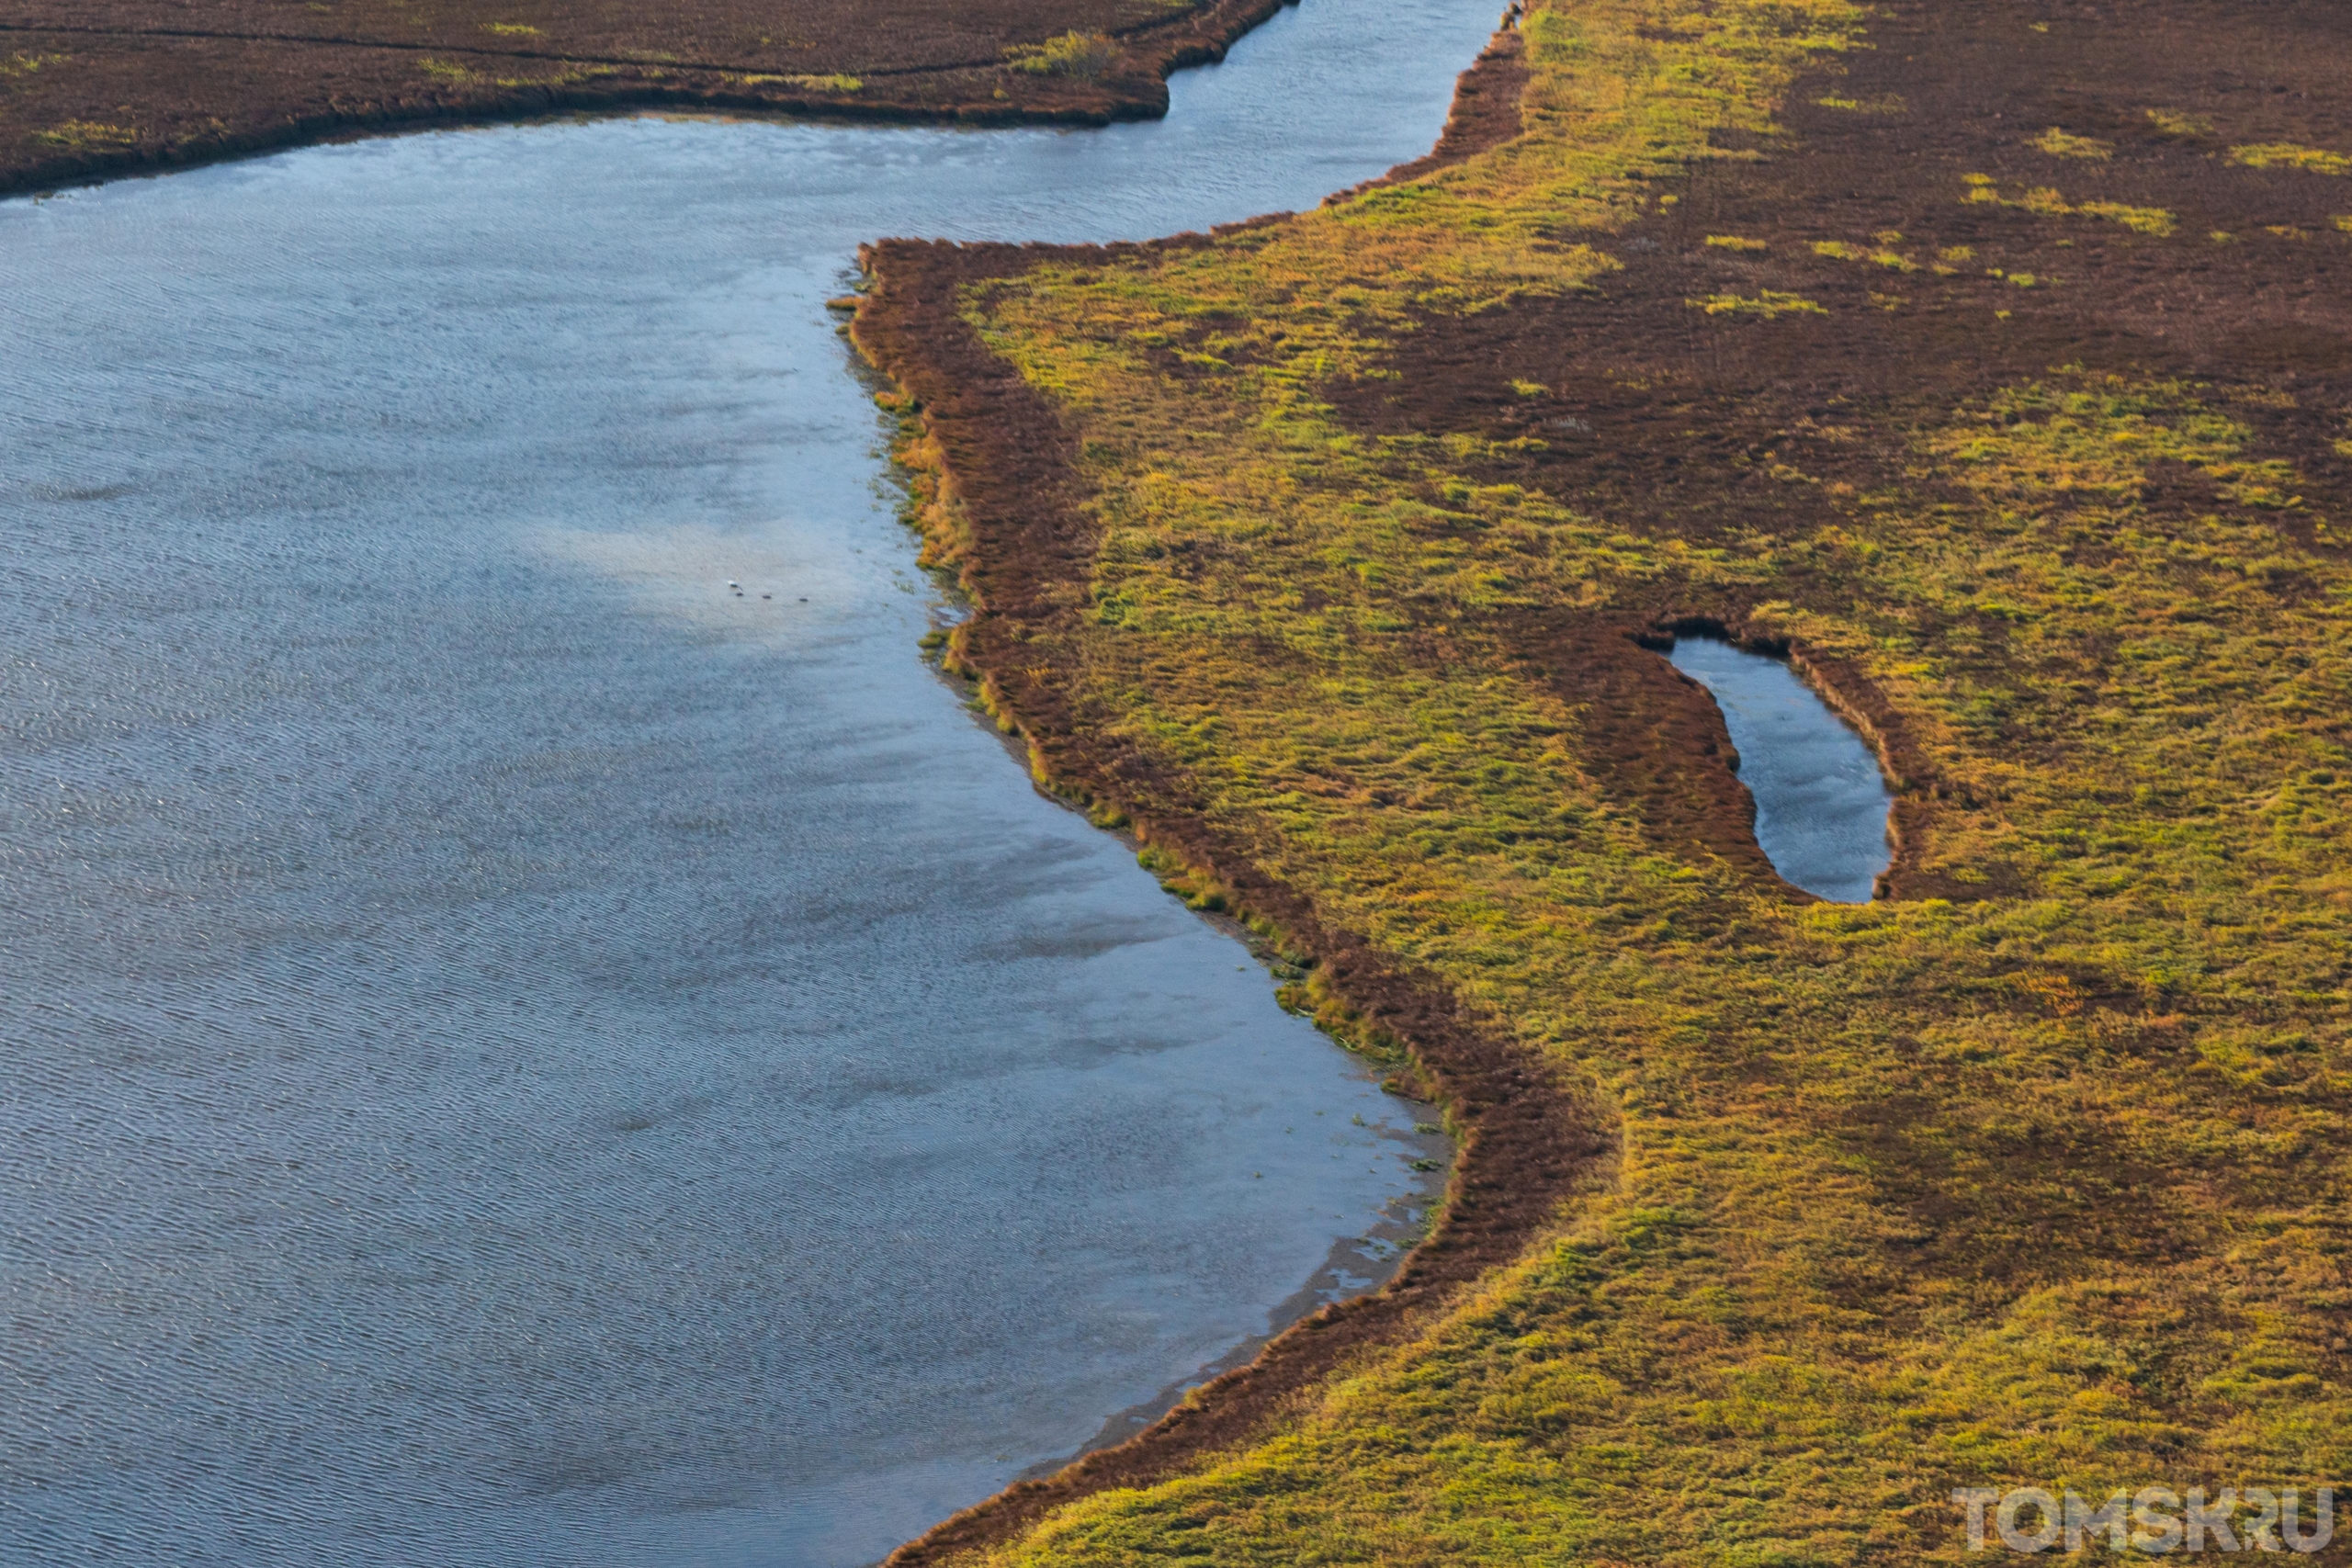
[
  {"left": 0, "top": 1, "right": 1502, "bottom": 1562},
  {"left": 1668, "top": 637, "right": 1894, "bottom": 903}
]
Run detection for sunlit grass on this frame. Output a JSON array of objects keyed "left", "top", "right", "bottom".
[
  {"left": 872, "top": 0, "right": 2352, "bottom": 1560},
  {"left": 2231, "top": 141, "right": 2350, "bottom": 175},
  {"left": 1005, "top": 30, "right": 1119, "bottom": 77},
  {"left": 2030, "top": 126, "right": 2111, "bottom": 160},
  {"left": 32, "top": 118, "right": 137, "bottom": 148}
]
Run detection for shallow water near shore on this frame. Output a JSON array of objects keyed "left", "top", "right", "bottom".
[
  {"left": 1668, "top": 638, "right": 1894, "bottom": 902},
  {"left": 0, "top": 2, "right": 1501, "bottom": 1562}
]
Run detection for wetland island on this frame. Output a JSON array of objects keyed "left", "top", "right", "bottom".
[{"left": 5, "top": 0, "right": 2348, "bottom": 1563}]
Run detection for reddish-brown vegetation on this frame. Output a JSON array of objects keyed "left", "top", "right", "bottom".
[{"left": 0, "top": 0, "right": 1282, "bottom": 194}]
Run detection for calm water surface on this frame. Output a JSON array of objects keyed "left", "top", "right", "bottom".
[
  {"left": 1668, "top": 638, "right": 1894, "bottom": 902},
  {"left": 0, "top": 1, "right": 1501, "bottom": 1561}
]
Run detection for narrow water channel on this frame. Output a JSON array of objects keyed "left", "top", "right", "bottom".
[
  {"left": 1668, "top": 638, "right": 1894, "bottom": 903},
  {"left": 0, "top": 3, "right": 1501, "bottom": 1563}
]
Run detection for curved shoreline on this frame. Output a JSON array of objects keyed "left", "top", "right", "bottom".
[
  {"left": 844, "top": 35, "right": 1618, "bottom": 1565},
  {"left": 0, "top": 0, "right": 1288, "bottom": 199}
]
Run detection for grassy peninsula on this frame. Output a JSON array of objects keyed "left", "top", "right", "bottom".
[
  {"left": 854, "top": 0, "right": 2352, "bottom": 1561},
  {"left": 0, "top": 0, "right": 1272, "bottom": 195}
]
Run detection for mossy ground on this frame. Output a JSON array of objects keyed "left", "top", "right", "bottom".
[{"left": 866, "top": 0, "right": 2352, "bottom": 1561}]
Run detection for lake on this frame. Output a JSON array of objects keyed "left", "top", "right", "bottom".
[{"left": 0, "top": 0, "right": 1503, "bottom": 1562}]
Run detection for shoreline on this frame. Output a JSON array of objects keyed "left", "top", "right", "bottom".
[
  {"left": 923, "top": 581, "right": 1464, "bottom": 1475},
  {"left": 1031, "top": 1139, "right": 1448, "bottom": 1480},
  {"left": 847, "top": 33, "right": 1621, "bottom": 1567},
  {"left": 927, "top": 600, "right": 1467, "bottom": 1480}
]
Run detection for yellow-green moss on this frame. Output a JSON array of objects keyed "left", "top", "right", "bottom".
[
  {"left": 1815, "top": 239, "right": 1917, "bottom": 270},
  {"left": 1965, "top": 175, "right": 2178, "bottom": 236},
  {"left": 2231, "top": 142, "right": 2351, "bottom": 176},
  {"left": 2, "top": 51, "right": 71, "bottom": 78},
  {"left": 1005, "top": 30, "right": 1119, "bottom": 77},
  {"left": 32, "top": 118, "right": 136, "bottom": 148},
  {"left": 2030, "top": 127, "right": 2111, "bottom": 160},
  {"left": 1693, "top": 288, "right": 1831, "bottom": 315},
  {"left": 2144, "top": 107, "right": 2212, "bottom": 137},
  {"left": 1815, "top": 93, "right": 1905, "bottom": 113}
]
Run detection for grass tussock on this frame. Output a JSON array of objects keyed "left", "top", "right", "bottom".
[
  {"left": 731, "top": 71, "right": 864, "bottom": 92},
  {"left": 3, "top": 51, "right": 71, "bottom": 78},
  {"left": 1004, "top": 31, "right": 1119, "bottom": 78},
  {"left": 888, "top": 0, "right": 2352, "bottom": 1561},
  {"left": 2230, "top": 142, "right": 2351, "bottom": 176},
  {"left": 1691, "top": 288, "right": 1831, "bottom": 315},
  {"left": 33, "top": 118, "right": 137, "bottom": 148},
  {"left": 2030, "top": 126, "right": 2111, "bottom": 161},
  {"left": 2144, "top": 107, "right": 2213, "bottom": 138},
  {"left": 1963, "top": 173, "right": 2178, "bottom": 236}
]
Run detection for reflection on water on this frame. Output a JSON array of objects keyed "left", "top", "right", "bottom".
[
  {"left": 0, "top": 0, "right": 1500, "bottom": 1562},
  {"left": 1668, "top": 638, "right": 1894, "bottom": 902}
]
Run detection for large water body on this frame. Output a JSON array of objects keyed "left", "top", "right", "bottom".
[
  {"left": 1667, "top": 639, "right": 1894, "bottom": 902},
  {"left": 0, "top": 1, "right": 1505, "bottom": 1562}
]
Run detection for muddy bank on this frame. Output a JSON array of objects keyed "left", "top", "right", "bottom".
[
  {"left": 844, "top": 36, "right": 1620, "bottom": 1565},
  {"left": 0, "top": 0, "right": 1284, "bottom": 195}
]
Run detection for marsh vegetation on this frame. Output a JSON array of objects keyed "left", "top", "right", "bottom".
[{"left": 856, "top": 0, "right": 2352, "bottom": 1559}]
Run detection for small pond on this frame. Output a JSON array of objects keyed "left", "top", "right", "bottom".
[{"left": 1667, "top": 638, "right": 1894, "bottom": 903}]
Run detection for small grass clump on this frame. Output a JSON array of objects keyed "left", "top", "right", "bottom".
[
  {"left": 1815, "top": 92, "right": 1905, "bottom": 113},
  {"left": 2231, "top": 141, "right": 2351, "bottom": 175},
  {"left": 2144, "top": 106, "right": 2212, "bottom": 137},
  {"left": 32, "top": 118, "right": 137, "bottom": 148},
  {"left": 2, "top": 51, "right": 71, "bottom": 77},
  {"left": 2030, "top": 126, "right": 2110, "bottom": 160},
  {"left": 1815, "top": 238, "right": 1916, "bottom": 270},
  {"left": 1004, "top": 31, "right": 1118, "bottom": 78},
  {"left": 1691, "top": 289, "right": 1829, "bottom": 315},
  {"left": 1965, "top": 174, "right": 2177, "bottom": 235}
]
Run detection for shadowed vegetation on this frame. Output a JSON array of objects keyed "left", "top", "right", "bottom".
[{"left": 858, "top": 0, "right": 2352, "bottom": 1560}]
